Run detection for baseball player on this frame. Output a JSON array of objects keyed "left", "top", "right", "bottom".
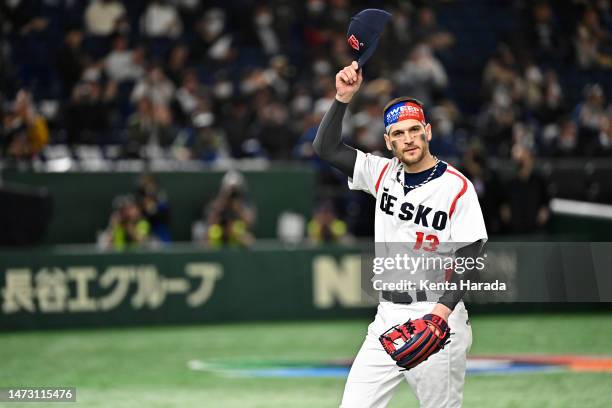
[{"left": 312, "top": 60, "right": 487, "bottom": 407}]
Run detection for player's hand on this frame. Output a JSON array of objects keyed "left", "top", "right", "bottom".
[
  {"left": 430, "top": 303, "right": 452, "bottom": 322},
  {"left": 335, "top": 61, "right": 363, "bottom": 104}
]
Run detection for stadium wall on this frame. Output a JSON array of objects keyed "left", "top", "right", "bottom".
[
  {"left": 1, "top": 168, "right": 315, "bottom": 244},
  {"left": 1, "top": 242, "right": 611, "bottom": 331}
]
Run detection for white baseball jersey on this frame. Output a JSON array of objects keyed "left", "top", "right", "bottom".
[
  {"left": 348, "top": 150, "right": 488, "bottom": 245},
  {"left": 341, "top": 150, "right": 487, "bottom": 408}
]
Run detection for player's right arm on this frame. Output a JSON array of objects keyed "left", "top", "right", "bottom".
[
  {"left": 314, "top": 61, "right": 390, "bottom": 197},
  {"left": 312, "top": 61, "right": 363, "bottom": 177}
]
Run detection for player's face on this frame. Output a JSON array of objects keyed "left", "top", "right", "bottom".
[{"left": 384, "top": 119, "right": 432, "bottom": 165}]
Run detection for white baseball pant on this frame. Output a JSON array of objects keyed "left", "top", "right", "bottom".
[{"left": 340, "top": 301, "right": 472, "bottom": 408}]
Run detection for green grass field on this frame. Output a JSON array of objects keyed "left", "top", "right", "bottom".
[{"left": 1, "top": 314, "right": 611, "bottom": 407}]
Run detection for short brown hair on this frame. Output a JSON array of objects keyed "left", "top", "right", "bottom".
[{"left": 382, "top": 96, "right": 425, "bottom": 116}]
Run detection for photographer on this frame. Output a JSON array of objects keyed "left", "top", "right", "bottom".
[
  {"left": 194, "top": 171, "right": 256, "bottom": 247},
  {"left": 102, "top": 195, "right": 151, "bottom": 251}
]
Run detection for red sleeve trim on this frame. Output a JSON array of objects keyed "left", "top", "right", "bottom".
[
  {"left": 374, "top": 162, "right": 390, "bottom": 193},
  {"left": 446, "top": 167, "right": 468, "bottom": 218}
]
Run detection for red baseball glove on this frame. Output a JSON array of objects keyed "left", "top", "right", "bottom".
[{"left": 379, "top": 314, "right": 451, "bottom": 370}]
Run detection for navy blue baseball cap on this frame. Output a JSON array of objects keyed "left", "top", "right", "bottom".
[{"left": 347, "top": 9, "right": 392, "bottom": 69}]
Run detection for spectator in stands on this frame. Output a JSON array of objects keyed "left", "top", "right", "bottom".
[
  {"left": 249, "top": 99, "right": 296, "bottom": 160},
  {"left": 104, "top": 35, "right": 146, "bottom": 83},
  {"left": 220, "top": 97, "right": 256, "bottom": 158},
  {"left": 294, "top": 97, "right": 332, "bottom": 162},
  {"left": 80, "top": 60, "right": 104, "bottom": 85},
  {"left": 551, "top": 119, "right": 579, "bottom": 156},
  {"left": 360, "top": 77, "right": 394, "bottom": 107},
  {"left": 574, "top": 6, "right": 612, "bottom": 69},
  {"left": 2, "top": 89, "right": 49, "bottom": 160},
  {"left": 125, "top": 97, "right": 175, "bottom": 158},
  {"left": 140, "top": 0, "right": 183, "bottom": 39},
  {"left": 65, "top": 78, "right": 117, "bottom": 144},
  {"left": 103, "top": 195, "right": 151, "bottom": 251},
  {"left": 482, "top": 44, "right": 519, "bottom": 96},
  {"left": 393, "top": 43, "right": 448, "bottom": 106},
  {"left": 390, "top": 3, "right": 413, "bottom": 48},
  {"left": 307, "top": 202, "right": 349, "bottom": 244},
  {"left": 173, "top": 0, "right": 203, "bottom": 30},
  {"left": 252, "top": 5, "right": 280, "bottom": 56},
  {"left": 599, "top": 0, "right": 612, "bottom": 30},
  {"left": 501, "top": 144, "right": 550, "bottom": 233},
  {"left": 289, "top": 85, "right": 314, "bottom": 125},
  {"left": 536, "top": 69, "right": 566, "bottom": 124},
  {"left": 84, "top": 0, "right": 126, "bottom": 37},
  {"left": 479, "top": 45, "right": 521, "bottom": 155},
  {"left": 477, "top": 90, "right": 517, "bottom": 156},
  {"left": 165, "top": 44, "right": 190, "bottom": 86},
  {"left": 239, "top": 68, "right": 271, "bottom": 96},
  {"left": 131, "top": 66, "right": 175, "bottom": 109},
  {"left": 461, "top": 145, "right": 504, "bottom": 234},
  {"left": 350, "top": 95, "right": 386, "bottom": 152},
  {"left": 56, "top": 27, "right": 87, "bottom": 98},
  {"left": 173, "top": 69, "right": 207, "bottom": 125},
  {"left": 265, "top": 55, "right": 292, "bottom": 99},
  {"left": 526, "top": 1, "right": 563, "bottom": 61},
  {"left": 328, "top": 0, "right": 351, "bottom": 27},
  {"left": 591, "top": 115, "right": 612, "bottom": 156},
  {"left": 307, "top": 68, "right": 335, "bottom": 104},
  {"left": 523, "top": 63, "right": 545, "bottom": 113},
  {"left": 412, "top": 7, "right": 455, "bottom": 51},
  {"left": 191, "top": 8, "right": 235, "bottom": 64},
  {"left": 189, "top": 109, "right": 230, "bottom": 162},
  {"left": 135, "top": 173, "right": 171, "bottom": 243},
  {"left": 211, "top": 70, "right": 234, "bottom": 102},
  {"left": 574, "top": 84, "right": 607, "bottom": 141},
  {"left": 194, "top": 171, "right": 256, "bottom": 247},
  {"left": 512, "top": 122, "right": 536, "bottom": 153},
  {"left": 1, "top": 0, "right": 49, "bottom": 35},
  {"left": 328, "top": 31, "right": 354, "bottom": 70},
  {"left": 428, "top": 98, "right": 463, "bottom": 158}
]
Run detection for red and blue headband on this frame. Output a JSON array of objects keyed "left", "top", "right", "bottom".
[{"left": 384, "top": 101, "right": 426, "bottom": 133}]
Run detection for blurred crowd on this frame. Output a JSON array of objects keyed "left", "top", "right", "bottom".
[
  {"left": 2, "top": 0, "right": 611, "bottom": 164},
  {"left": 2, "top": 0, "right": 612, "bottom": 246}
]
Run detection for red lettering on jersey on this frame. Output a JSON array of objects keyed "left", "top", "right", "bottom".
[{"left": 414, "top": 231, "right": 439, "bottom": 252}]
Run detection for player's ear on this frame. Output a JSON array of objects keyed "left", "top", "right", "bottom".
[
  {"left": 383, "top": 133, "right": 393, "bottom": 151},
  {"left": 425, "top": 123, "right": 432, "bottom": 142}
]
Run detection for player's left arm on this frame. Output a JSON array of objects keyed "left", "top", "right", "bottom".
[
  {"left": 431, "top": 239, "right": 485, "bottom": 319},
  {"left": 431, "top": 180, "right": 488, "bottom": 320}
]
